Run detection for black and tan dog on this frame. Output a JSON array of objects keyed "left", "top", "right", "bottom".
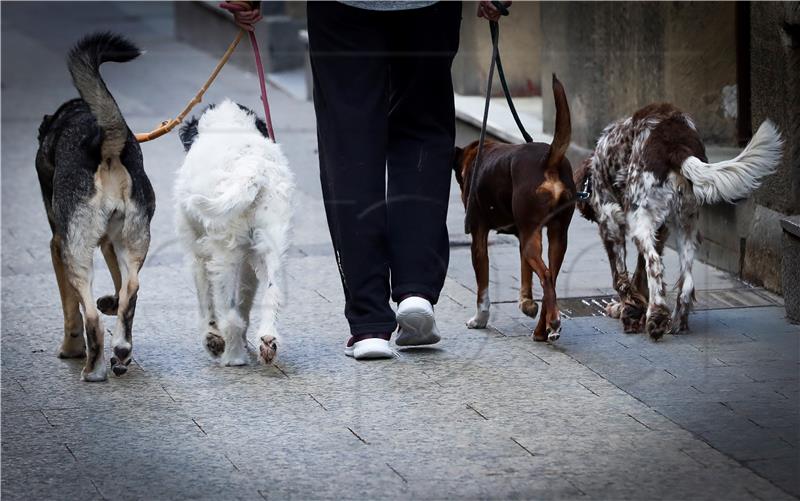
[
  {"left": 36, "top": 33, "right": 155, "bottom": 381},
  {"left": 453, "top": 75, "right": 576, "bottom": 342}
]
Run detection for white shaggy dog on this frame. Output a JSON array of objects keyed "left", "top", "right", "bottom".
[{"left": 175, "top": 99, "right": 294, "bottom": 366}]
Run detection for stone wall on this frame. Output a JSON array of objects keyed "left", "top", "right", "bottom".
[
  {"left": 540, "top": 2, "right": 738, "bottom": 148},
  {"left": 452, "top": 1, "right": 541, "bottom": 96},
  {"left": 742, "top": 1, "right": 800, "bottom": 292}
]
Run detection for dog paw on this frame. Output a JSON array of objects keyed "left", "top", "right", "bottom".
[
  {"left": 110, "top": 343, "right": 131, "bottom": 376},
  {"left": 646, "top": 306, "right": 671, "bottom": 341},
  {"left": 96, "top": 295, "right": 119, "bottom": 316},
  {"left": 221, "top": 351, "right": 249, "bottom": 367},
  {"left": 668, "top": 316, "right": 690, "bottom": 335},
  {"left": 205, "top": 332, "right": 225, "bottom": 357},
  {"left": 546, "top": 318, "right": 562, "bottom": 342},
  {"left": 605, "top": 300, "right": 623, "bottom": 318},
  {"left": 259, "top": 335, "right": 278, "bottom": 364},
  {"left": 466, "top": 312, "right": 489, "bottom": 329},
  {"left": 81, "top": 363, "right": 108, "bottom": 382},
  {"left": 621, "top": 301, "right": 647, "bottom": 334},
  {"left": 58, "top": 332, "right": 86, "bottom": 359},
  {"left": 518, "top": 298, "right": 539, "bottom": 318}
]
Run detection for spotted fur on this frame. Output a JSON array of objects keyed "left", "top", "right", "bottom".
[{"left": 576, "top": 103, "right": 783, "bottom": 339}]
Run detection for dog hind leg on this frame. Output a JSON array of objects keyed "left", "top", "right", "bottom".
[
  {"left": 251, "top": 222, "right": 290, "bottom": 365},
  {"left": 522, "top": 230, "right": 558, "bottom": 342},
  {"left": 64, "top": 242, "right": 107, "bottom": 382},
  {"left": 518, "top": 254, "right": 538, "bottom": 318},
  {"left": 630, "top": 209, "right": 671, "bottom": 340},
  {"left": 597, "top": 202, "right": 645, "bottom": 332},
  {"left": 51, "top": 236, "right": 85, "bottom": 358},
  {"left": 96, "top": 237, "right": 121, "bottom": 315},
  {"left": 544, "top": 220, "right": 570, "bottom": 340},
  {"left": 671, "top": 216, "right": 699, "bottom": 333},
  {"left": 193, "top": 257, "right": 224, "bottom": 357},
  {"left": 238, "top": 262, "right": 258, "bottom": 344},
  {"left": 210, "top": 253, "right": 249, "bottom": 366},
  {"left": 108, "top": 236, "right": 148, "bottom": 376},
  {"left": 467, "top": 225, "right": 491, "bottom": 329}
]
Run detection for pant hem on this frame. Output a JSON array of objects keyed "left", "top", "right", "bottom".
[
  {"left": 391, "top": 283, "right": 441, "bottom": 305},
  {"left": 349, "top": 321, "right": 398, "bottom": 336}
]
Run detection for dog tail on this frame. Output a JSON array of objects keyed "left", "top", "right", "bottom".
[
  {"left": 546, "top": 74, "right": 572, "bottom": 173},
  {"left": 680, "top": 120, "right": 783, "bottom": 204},
  {"left": 68, "top": 32, "right": 141, "bottom": 157},
  {"left": 183, "top": 174, "right": 263, "bottom": 222}
]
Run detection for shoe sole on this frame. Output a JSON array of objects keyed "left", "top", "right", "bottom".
[
  {"left": 396, "top": 300, "right": 440, "bottom": 347},
  {"left": 344, "top": 338, "right": 394, "bottom": 360}
]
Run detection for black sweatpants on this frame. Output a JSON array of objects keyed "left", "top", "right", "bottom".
[{"left": 308, "top": 1, "right": 462, "bottom": 336}]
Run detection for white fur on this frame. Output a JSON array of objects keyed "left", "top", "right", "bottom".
[
  {"left": 585, "top": 109, "right": 782, "bottom": 337},
  {"left": 175, "top": 100, "right": 294, "bottom": 365},
  {"left": 681, "top": 120, "right": 783, "bottom": 204}
]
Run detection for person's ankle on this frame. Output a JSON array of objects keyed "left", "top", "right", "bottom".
[
  {"left": 398, "top": 293, "right": 431, "bottom": 304},
  {"left": 347, "top": 332, "right": 391, "bottom": 347}
]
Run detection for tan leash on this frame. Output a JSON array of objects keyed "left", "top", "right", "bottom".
[{"left": 135, "top": 29, "right": 244, "bottom": 143}]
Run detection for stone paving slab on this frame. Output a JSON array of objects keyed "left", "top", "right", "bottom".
[{"left": 2, "top": 3, "right": 798, "bottom": 500}]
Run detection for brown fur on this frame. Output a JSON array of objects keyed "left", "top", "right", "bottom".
[
  {"left": 643, "top": 117, "right": 707, "bottom": 181},
  {"left": 453, "top": 75, "right": 576, "bottom": 342}
]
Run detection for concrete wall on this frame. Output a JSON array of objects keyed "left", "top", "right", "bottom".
[
  {"left": 452, "top": 1, "right": 541, "bottom": 96},
  {"left": 176, "top": 2, "right": 305, "bottom": 74},
  {"left": 742, "top": 1, "right": 800, "bottom": 292},
  {"left": 540, "top": 2, "right": 737, "bottom": 148},
  {"left": 537, "top": 1, "right": 800, "bottom": 294}
]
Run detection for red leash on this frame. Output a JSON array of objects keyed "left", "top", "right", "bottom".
[
  {"left": 220, "top": 1, "right": 276, "bottom": 142},
  {"left": 247, "top": 30, "right": 276, "bottom": 142}
]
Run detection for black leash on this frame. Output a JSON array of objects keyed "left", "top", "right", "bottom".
[
  {"left": 465, "top": 3, "right": 532, "bottom": 233},
  {"left": 464, "top": 3, "right": 589, "bottom": 234}
]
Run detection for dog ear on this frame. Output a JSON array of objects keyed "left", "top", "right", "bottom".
[
  {"left": 254, "top": 116, "right": 270, "bottom": 139},
  {"left": 453, "top": 147, "right": 464, "bottom": 185},
  {"left": 178, "top": 116, "right": 199, "bottom": 152},
  {"left": 574, "top": 157, "right": 596, "bottom": 222}
]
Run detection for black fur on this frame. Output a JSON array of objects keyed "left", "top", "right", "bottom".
[
  {"left": 68, "top": 31, "right": 140, "bottom": 69},
  {"left": 178, "top": 116, "right": 199, "bottom": 152},
  {"left": 36, "top": 32, "right": 154, "bottom": 240},
  {"left": 179, "top": 103, "right": 270, "bottom": 152}
]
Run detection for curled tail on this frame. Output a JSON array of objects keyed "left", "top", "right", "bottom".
[
  {"left": 68, "top": 32, "right": 140, "bottom": 157},
  {"left": 184, "top": 172, "right": 264, "bottom": 222},
  {"left": 546, "top": 74, "right": 572, "bottom": 173},
  {"left": 681, "top": 120, "right": 783, "bottom": 204}
]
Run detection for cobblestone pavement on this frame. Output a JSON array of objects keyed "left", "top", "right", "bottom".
[{"left": 2, "top": 3, "right": 798, "bottom": 500}]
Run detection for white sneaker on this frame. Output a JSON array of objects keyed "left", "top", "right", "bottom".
[
  {"left": 344, "top": 337, "right": 394, "bottom": 359},
  {"left": 395, "top": 296, "right": 441, "bottom": 347}
]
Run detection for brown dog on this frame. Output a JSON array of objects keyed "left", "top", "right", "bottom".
[{"left": 453, "top": 75, "right": 575, "bottom": 342}]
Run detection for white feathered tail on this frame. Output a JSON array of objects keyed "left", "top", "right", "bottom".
[
  {"left": 681, "top": 120, "right": 783, "bottom": 204},
  {"left": 183, "top": 165, "right": 265, "bottom": 222}
]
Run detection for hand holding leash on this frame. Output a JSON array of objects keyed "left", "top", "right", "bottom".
[
  {"left": 220, "top": 1, "right": 262, "bottom": 32},
  {"left": 135, "top": 1, "right": 274, "bottom": 143},
  {"left": 477, "top": 1, "right": 511, "bottom": 22}
]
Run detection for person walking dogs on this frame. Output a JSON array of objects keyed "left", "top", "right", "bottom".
[{"left": 305, "top": 0, "right": 510, "bottom": 359}]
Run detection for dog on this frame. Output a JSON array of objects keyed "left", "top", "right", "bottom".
[
  {"left": 575, "top": 103, "right": 783, "bottom": 339},
  {"left": 35, "top": 33, "right": 155, "bottom": 381},
  {"left": 453, "top": 75, "right": 576, "bottom": 342},
  {"left": 175, "top": 99, "right": 294, "bottom": 366}
]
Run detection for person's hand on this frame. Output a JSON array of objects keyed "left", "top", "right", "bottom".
[
  {"left": 220, "top": 1, "right": 262, "bottom": 32},
  {"left": 477, "top": 1, "right": 511, "bottom": 22}
]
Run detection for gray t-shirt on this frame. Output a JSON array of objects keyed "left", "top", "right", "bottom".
[{"left": 339, "top": 1, "right": 438, "bottom": 11}]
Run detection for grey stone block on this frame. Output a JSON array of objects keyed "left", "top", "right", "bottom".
[{"left": 782, "top": 216, "right": 800, "bottom": 322}]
